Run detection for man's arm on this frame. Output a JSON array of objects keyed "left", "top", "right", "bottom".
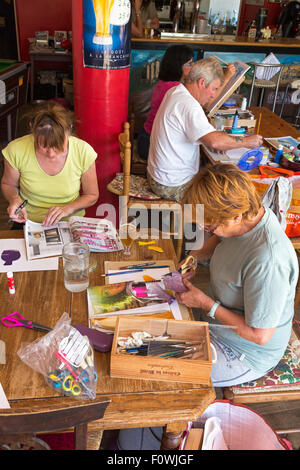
[{"left": 201, "top": 130, "right": 263, "bottom": 151}]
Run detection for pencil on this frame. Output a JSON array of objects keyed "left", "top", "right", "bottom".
[
  {"left": 256, "top": 112, "right": 262, "bottom": 134},
  {"left": 212, "top": 55, "right": 228, "bottom": 66}
]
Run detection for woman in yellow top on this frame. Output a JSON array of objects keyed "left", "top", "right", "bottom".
[{"left": 1, "top": 101, "right": 99, "bottom": 227}]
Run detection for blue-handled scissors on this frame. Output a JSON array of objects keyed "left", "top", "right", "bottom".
[{"left": 1, "top": 312, "right": 51, "bottom": 333}]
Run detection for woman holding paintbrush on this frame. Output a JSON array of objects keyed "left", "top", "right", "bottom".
[{"left": 177, "top": 163, "right": 298, "bottom": 387}]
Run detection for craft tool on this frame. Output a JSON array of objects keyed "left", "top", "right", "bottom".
[
  {"left": 178, "top": 255, "right": 197, "bottom": 275},
  {"left": 212, "top": 55, "right": 228, "bottom": 65},
  {"left": 119, "top": 262, "right": 156, "bottom": 270},
  {"left": 7, "top": 199, "right": 28, "bottom": 224},
  {"left": 1, "top": 312, "right": 51, "bottom": 333},
  {"left": 7, "top": 272, "right": 15, "bottom": 294},
  {"left": 101, "top": 265, "right": 170, "bottom": 277},
  {"left": 256, "top": 112, "right": 262, "bottom": 134}
]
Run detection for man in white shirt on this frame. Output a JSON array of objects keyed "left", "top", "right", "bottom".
[{"left": 147, "top": 57, "right": 263, "bottom": 201}]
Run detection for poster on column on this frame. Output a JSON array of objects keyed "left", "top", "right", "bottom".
[{"left": 83, "top": 0, "right": 131, "bottom": 69}]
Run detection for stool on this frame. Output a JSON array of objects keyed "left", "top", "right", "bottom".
[{"left": 245, "top": 62, "right": 286, "bottom": 113}]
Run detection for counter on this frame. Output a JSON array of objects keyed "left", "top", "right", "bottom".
[{"left": 131, "top": 35, "right": 300, "bottom": 55}]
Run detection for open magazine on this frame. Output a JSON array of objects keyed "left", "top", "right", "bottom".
[
  {"left": 24, "top": 216, "right": 123, "bottom": 260},
  {"left": 87, "top": 279, "right": 184, "bottom": 333}
]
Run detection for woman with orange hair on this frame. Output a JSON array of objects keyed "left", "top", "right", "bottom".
[{"left": 177, "top": 163, "right": 298, "bottom": 386}]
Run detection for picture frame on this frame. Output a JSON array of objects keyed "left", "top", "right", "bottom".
[
  {"left": 54, "top": 30, "right": 67, "bottom": 49},
  {"left": 35, "top": 30, "right": 49, "bottom": 48}
]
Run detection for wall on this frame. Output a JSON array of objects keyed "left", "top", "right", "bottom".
[
  {"left": 238, "top": 0, "right": 284, "bottom": 36},
  {"left": 15, "top": 0, "right": 72, "bottom": 61}
]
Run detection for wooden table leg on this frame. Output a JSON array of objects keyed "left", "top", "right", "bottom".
[{"left": 160, "top": 423, "right": 186, "bottom": 450}]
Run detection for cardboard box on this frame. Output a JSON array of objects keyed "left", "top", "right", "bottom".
[{"left": 110, "top": 317, "right": 213, "bottom": 385}]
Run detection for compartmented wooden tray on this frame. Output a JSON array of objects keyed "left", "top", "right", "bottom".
[{"left": 110, "top": 317, "right": 213, "bottom": 385}]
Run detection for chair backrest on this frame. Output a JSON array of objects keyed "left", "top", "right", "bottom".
[{"left": 0, "top": 398, "right": 110, "bottom": 450}]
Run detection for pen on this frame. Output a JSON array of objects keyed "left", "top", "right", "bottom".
[
  {"left": 7, "top": 199, "right": 28, "bottom": 224},
  {"left": 101, "top": 265, "right": 170, "bottom": 277}
]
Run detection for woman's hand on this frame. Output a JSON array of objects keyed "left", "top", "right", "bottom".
[
  {"left": 7, "top": 198, "right": 27, "bottom": 223},
  {"left": 176, "top": 278, "right": 213, "bottom": 310},
  {"left": 42, "top": 205, "right": 72, "bottom": 226}
]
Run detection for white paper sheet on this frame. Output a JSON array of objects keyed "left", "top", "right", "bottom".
[
  {"left": 0, "top": 382, "right": 10, "bottom": 409},
  {"left": 0, "top": 239, "right": 59, "bottom": 272},
  {"left": 107, "top": 267, "right": 170, "bottom": 283}
]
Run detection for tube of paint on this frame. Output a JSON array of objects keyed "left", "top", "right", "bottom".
[{"left": 7, "top": 272, "right": 15, "bottom": 294}]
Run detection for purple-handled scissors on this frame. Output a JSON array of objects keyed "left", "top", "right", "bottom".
[{"left": 1, "top": 312, "right": 51, "bottom": 333}]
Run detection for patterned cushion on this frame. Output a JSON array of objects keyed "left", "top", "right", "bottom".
[
  {"left": 229, "top": 335, "right": 300, "bottom": 395},
  {"left": 107, "top": 173, "right": 161, "bottom": 200}
]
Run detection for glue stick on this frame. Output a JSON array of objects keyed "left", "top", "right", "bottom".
[{"left": 7, "top": 272, "right": 15, "bottom": 294}]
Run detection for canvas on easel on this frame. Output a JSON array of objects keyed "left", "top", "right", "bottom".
[{"left": 206, "top": 59, "right": 250, "bottom": 117}]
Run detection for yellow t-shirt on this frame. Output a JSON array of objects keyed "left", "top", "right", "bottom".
[{"left": 2, "top": 134, "right": 98, "bottom": 223}]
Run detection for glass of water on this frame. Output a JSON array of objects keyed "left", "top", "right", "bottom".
[{"left": 62, "top": 242, "right": 90, "bottom": 293}]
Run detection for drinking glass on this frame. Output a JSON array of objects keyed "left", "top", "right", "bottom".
[
  {"left": 119, "top": 220, "right": 137, "bottom": 256},
  {"left": 211, "top": 24, "right": 219, "bottom": 40},
  {"left": 62, "top": 242, "right": 90, "bottom": 293}
]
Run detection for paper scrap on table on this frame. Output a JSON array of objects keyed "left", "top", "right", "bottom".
[
  {"left": 107, "top": 267, "right": 170, "bottom": 284},
  {"left": 0, "top": 382, "right": 10, "bottom": 408},
  {"left": 0, "top": 239, "right": 59, "bottom": 272},
  {"left": 225, "top": 148, "right": 249, "bottom": 162}
]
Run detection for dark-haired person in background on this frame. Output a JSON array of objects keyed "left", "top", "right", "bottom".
[{"left": 137, "top": 45, "right": 194, "bottom": 161}]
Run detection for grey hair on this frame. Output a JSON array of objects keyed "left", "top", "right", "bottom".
[{"left": 186, "top": 57, "right": 224, "bottom": 86}]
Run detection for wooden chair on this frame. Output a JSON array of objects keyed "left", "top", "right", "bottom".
[
  {"left": 107, "top": 122, "right": 184, "bottom": 260},
  {"left": 0, "top": 398, "right": 110, "bottom": 450}
]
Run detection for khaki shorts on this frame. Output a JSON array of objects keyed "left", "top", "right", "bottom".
[{"left": 147, "top": 172, "right": 189, "bottom": 202}]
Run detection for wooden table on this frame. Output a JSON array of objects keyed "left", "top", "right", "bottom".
[{"left": 0, "top": 230, "right": 215, "bottom": 450}]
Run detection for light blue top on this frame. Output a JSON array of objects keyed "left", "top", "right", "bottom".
[{"left": 208, "top": 207, "right": 299, "bottom": 374}]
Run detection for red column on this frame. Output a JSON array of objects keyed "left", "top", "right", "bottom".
[{"left": 72, "top": 0, "right": 130, "bottom": 217}]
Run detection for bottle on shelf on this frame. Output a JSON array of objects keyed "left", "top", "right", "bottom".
[{"left": 248, "top": 20, "right": 257, "bottom": 38}]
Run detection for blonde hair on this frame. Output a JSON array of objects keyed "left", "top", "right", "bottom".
[
  {"left": 183, "top": 163, "right": 262, "bottom": 225},
  {"left": 28, "top": 101, "right": 74, "bottom": 151},
  {"left": 185, "top": 57, "right": 224, "bottom": 86}
]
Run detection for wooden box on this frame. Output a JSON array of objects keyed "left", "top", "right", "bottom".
[
  {"left": 110, "top": 317, "right": 213, "bottom": 385},
  {"left": 210, "top": 109, "right": 256, "bottom": 128}
]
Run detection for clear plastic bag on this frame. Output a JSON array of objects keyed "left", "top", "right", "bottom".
[{"left": 17, "top": 312, "right": 97, "bottom": 400}]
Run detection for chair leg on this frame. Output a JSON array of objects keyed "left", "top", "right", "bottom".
[
  {"left": 258, "top": 88, "right": 265, "bottom": 107},
  {"left": 280, "top": 83, "right": 290, "bottom": 118}
]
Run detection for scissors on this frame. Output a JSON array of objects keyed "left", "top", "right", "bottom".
[
  {"left": 178, "top": 255, "right": 197, "bottom": 275},
  {"left": 47, "top": 369, "right": 82, "bottom": 397},
  {"left": 1, "top": 312, "right": 51, "bottom": 333}
]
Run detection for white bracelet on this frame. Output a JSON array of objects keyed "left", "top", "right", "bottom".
[{"left": 207, "top": 301, "right": 220, "bottom": 319}]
